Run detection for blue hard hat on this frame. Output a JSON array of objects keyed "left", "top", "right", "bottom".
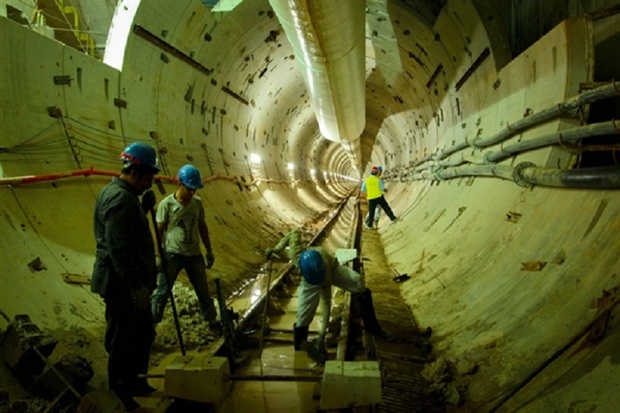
[
  {"left": 178, "top": 164, "right": 204, "bottom": 189},
  {"left": 298, "top": 249, "right": 326, "bottom": 285},
  {"left": 377, "top": 165, "right": 383, "bottom": 173},
  {"left": 121, "top": 142, "right": 159, "bottom": 173}
]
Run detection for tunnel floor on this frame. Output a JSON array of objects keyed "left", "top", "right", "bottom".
[
  {"left": 360, "top": 226, "right": 445, "bottom": 413},
  {"left": 132, "top": 224, "right": 446, "bottom": 412},
  {"left": 0, "top": 210, "right": 446, "bottom": 412}
]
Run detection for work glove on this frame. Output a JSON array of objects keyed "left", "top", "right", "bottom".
[
  {"left": 205, "top": 251, "right": 215, "bottom": 269},
  {"left": 264, "top": 247, "right": 275, "bottom": 259},
  {"left": 131, "top": 286, "right": 151, "bottom": 310},
  {"left": 141, "top": 190, "right": 156, "bottom": 213}
]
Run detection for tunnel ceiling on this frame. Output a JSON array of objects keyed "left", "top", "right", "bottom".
[{"left": 187, "top": 0, "right": 452, "bottom": 183}]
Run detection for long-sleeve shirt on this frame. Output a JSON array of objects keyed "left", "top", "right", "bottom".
[
  {"left": 91, "top": 177, "right": 157, "bottom": 297},
  {"left": 272, "top": 229, "right": 307, "bottom": 262}
]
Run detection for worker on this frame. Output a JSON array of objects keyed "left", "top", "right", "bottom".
[
  {"left": 150, "top": 164, "right": 221, "bottom": 335},
  {"left": 361, "top": 165, "right": 397, "bottom": 228},
  {"left": 266, "top": 229, "right": 391, "bottom": 362},
  {"left": 364, "top": 165, "right": 383, "bottom": 226},
  {"left": 91, "top": 142, "right": 160, "bottom": 411},
  {"left": 295, "top": 247, "right": 393, "bottom": 362},
  {"left": 264, "top": 227, "right": 307, "bottom": 263}
]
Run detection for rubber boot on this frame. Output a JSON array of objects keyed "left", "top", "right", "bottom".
[
  {"left": 294, "top": 324, "right": 326, "bottom": 363},
  {"left": 293, "top": 323, "right": 308, "bottom": 351},
  {"left": 354, "top": 288, "right": 394, "bottom": 341}
]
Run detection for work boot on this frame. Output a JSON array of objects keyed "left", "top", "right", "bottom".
[
  {"left": 294, "top": 324, "right": 326, "bottom": 363},
  {"left": 354, "top": 288, "right": 394, "bottom": 341},
  {"left": 304, "top": 341, "right": 327, "bottom": 364}
]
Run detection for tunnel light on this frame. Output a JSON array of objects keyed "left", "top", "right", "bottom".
[
  {"left": 249, "top": 153, "right": 261, "bottom": 164},
  {"left": 287, "top": 162, "right": 295, "bottom": 170},
  {"left": 310, "top": 168, "right": 316, "bottom": 176}
]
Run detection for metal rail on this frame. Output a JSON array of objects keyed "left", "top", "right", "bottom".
[{"left": 207, "top": 193, "right": 357, "bottom": 366}]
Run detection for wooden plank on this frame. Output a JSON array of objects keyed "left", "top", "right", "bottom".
[{"left": 61, "top": 273, "right": 90, "bottom": 284}]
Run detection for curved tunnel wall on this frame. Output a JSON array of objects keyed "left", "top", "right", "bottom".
[{"left": 1, "top": 0, "right": 620, "bottom": 410}]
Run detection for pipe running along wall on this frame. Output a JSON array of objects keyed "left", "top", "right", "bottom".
[
  {"left": 381, "top": 82, "right": 620, "bottom": 190},
  {"left": 268, "top": 0, "right": 366, "bottom": 168}
]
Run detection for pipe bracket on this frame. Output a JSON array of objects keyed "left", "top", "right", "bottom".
[{"left": 512, "top": 162, "right": 536, "bottom": 188}]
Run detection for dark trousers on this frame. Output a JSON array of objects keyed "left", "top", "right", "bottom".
[
  {"left": 104, "top": 289, "right": 155, "bottom": 391},
  {"left": 151, "top": 253, "right": 217, "bottom": 324},
  {"left": 366, "top": 196, "right": 396, "bottom": 227}
]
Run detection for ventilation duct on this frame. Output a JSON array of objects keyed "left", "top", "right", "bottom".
[{"left": 268, "top": 0, "right": 365, "bottom": 166}]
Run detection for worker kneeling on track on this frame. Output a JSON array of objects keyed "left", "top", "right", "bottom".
[{"left": 294, "top": 248, "right": 393, "bottom": 363}]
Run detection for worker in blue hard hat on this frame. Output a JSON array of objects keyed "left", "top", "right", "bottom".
[
  {"left": 91, "top": 141, "right": 160, "bottom": 410},
  {"left": 361, "top": 165, "right": 397, "bottom": 228},
  {"left": 150, "top": 164, "right": 221, "bottom": 335},
  {"left": 294, "top": 246, "right": 393, "bottom": 363}
]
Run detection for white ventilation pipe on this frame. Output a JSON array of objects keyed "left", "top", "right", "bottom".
[{"left": 268, "top": 0, "right": 365, "bottom": 167}]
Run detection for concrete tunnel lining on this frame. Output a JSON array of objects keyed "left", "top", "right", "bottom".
[{"left": 1, "top": 0, "right": 620, "bottom": 411}]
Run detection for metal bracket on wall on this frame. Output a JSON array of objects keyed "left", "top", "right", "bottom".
[
  {"left": 133, "top": 24, "right": 213, "bottom": 77},
  {"left": 53, "top": 75, "right": 72, "bottom": 86},
  {"left": 113, "top": 98, "right": 127, "bottom": 109}
]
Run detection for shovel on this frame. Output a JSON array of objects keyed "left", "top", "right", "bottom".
[{"left": 391, "top": 266, "right": 410, "bottom": 283}]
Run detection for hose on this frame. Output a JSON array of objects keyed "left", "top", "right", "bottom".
[
  {"left": 415, "top": 163, "right": 620, "bottom": 189},
  {"left": 518, "top": 164, "right": 620, "bottom": 189}
]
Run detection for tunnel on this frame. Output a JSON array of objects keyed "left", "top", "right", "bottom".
[{"left": 1, "top": 0, "right": 620, "bottom": 411}]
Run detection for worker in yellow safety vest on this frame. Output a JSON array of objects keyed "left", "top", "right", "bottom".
[{"left": 360, "top": 165, "right": 397, "bottom": 228}]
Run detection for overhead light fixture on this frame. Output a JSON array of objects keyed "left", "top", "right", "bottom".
[
  {"left": 287, "top": 163, "right": 295, "bottom": 170},
  {"left": 249, "top": 153, "right": 261, "bottom": 164}
]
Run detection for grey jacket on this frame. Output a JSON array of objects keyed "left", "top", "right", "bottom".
[{"left": 91, "top": 177, "right": 156, "bottom": 297}]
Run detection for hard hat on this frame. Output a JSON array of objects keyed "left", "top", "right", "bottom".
[
  {"left": 377, "top": 165, "right": 383, "bottom": 173},
  {"left": 178, "top": 164, "right": 204, "bottom": 189},
  {"left": 298, "top": 249, "right": 326, "bottom": 285},
  {"left": 371, "top": 166, "right": 379, "bottom": 175},
  {"left": 121, "top": 142, "right": 159, "bottom": 173}
]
